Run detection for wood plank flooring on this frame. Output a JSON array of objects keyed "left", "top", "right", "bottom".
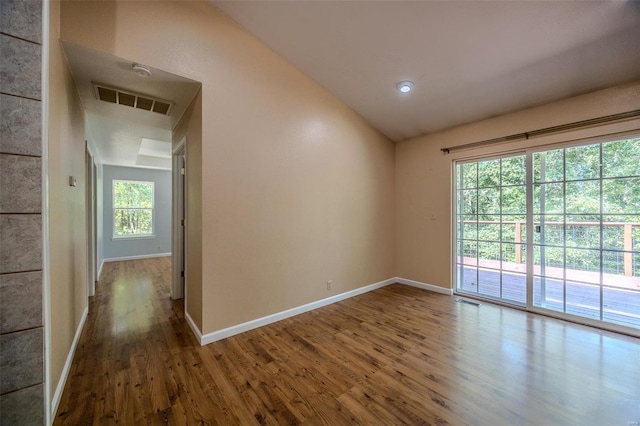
[{"left": 54, "top": 258, "right": 640, "bottom": 425}]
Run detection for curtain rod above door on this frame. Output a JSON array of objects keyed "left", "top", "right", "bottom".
[{"left": 441, "top": 109, "right": 640, "bottom": 154}]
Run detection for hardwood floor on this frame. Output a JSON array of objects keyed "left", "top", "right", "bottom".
[{"left": 54, "top": 258, "right": 640, "bottom": 425}]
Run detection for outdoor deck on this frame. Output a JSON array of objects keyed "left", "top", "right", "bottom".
[{"left": 458, "top": 260, "right": 640, "bottom": 329}]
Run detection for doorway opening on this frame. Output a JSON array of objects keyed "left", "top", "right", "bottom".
[{"left": 60, "top": 41, "right": 201, "bottom": 310}]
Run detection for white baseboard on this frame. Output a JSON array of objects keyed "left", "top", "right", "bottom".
[
  {"left": 97, "top": 260, "right": 104, "bottom": 281},
  {"left": 198, "top": 278, "right": 396, "bottom": 346},
  {"left": 190, "top": 277, "right": 452, "bottom": 346},
  {"left": 394, "top": 277, "right": 454, "bottom": 295},
  {"left": 103, "top": 252, "right": 171, "bottom": 263},
  {"left": 184, "top": 311, "right": 203, "bottom": 344},
  {"left": 51, "top": 306, "right": 88, "bottom": 419}
]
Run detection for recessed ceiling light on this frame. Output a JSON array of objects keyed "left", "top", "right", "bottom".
[
  {"left": 397, "top": 81, "right": 414, "bottom": 93},
  {"left": 132, "top": 63, "right": 152, "bottom": 78}
]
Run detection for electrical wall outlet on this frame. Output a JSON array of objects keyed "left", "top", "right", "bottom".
[{"left": 327, "top": 280, "right": 332, "bottom": 291}]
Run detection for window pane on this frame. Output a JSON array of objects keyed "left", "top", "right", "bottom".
[
  {"left": 478, "top": 188, "right": 500, "bottom": 215},
  {"left": 478, "top": 241, "right": 501, "bottom": 265},
  {"left": 502, "top": 243, "right": 526, "bottom": 273},
  {"left": 566, "top": 221, "right": 600, "bottom": 250},
  {"left": 462, "top": 240, "right": 478, "bottom": 260},
  {"left": 566, "top": 248, "right": 600, "bottom": 284},
  {"left": 566, "top": 180, "right": 599, "bottom": 214},
  {"left": 533, "top": 149, "right": 563, "bottom": 183},
  {"left": 534, "top": 183, "right": 564, "bottom": 214},
  {"left": 478, "top": 268, "right": 500, "bottom": 298},
  {"left": 533, "top": 276, "right": 564, "bottom": 311},
  {"left": 502, "top": 272, "right": 526, "bottom": 304},
  {"left": 602, "top": 138, "right": 640, "bottom": 178},
  {"left": 478, "top": 218, "right": 500, "bottom": 242},
  {"left": 602, "top": 225, "right": 623, "bottom": 251},
  {"left": 502, "top": 214, "right": 526, "bottom": 243},
  {"left": 460, "top": 190, "right": 477, "bottom": 215},
  {"left": 501, "top": 155, "right": 525, "bottom": 186},
  {"left": 603, "top": 178, "right": 640, "bottom": 214},
  {"left": 533, "top": 215, "right": 564, "bottom": 246},
  {"left": 603, "top": 250, "right": 626, "bottom": 276},
  {"left": 461, "top": 216, "right": 478, "bottom": 240},
  {"left": 501, "top": 185, "right": 526, "bottom": 214},
  {"left": 565, "top": 144, "right": 600, "bottom": 181},
  {"left": 566, "top": 281, "right": 600, "bottom": 319},
  {"left": 462, "top": 163, "right": 477, "bottom": 189},
  {"left": 114, "top": 209, "right": 153, "bottom": 236},
  {"left": 459, "top": 266, "right": 478, "bottom": 292},
  {"left": 501, "top": 222, "right": 516, "bottom": 242},
  {"left": 114, "top": 181, "right": 154, "bottom": 208},
  {"left": 477, "top": 159, "right": 500, "bottom": 188},
  {"left": 603, "top": 287, "right": 640, "bottom": 328},
  {"left": 533, "top": 245, "right": 564, "bottom": 279}
]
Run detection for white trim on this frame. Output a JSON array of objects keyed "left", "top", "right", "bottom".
[
  {"left": 103, "top": 252, "right": 171, "bottom": 263},
  {"left": 198, "top": 278, "right": 396, "bottom": 345},
  {"left": 184, "top": 311, "right": 202, "bottom": 344},
  {"left": 97, "top": 260, "right": 104, "bottom": 281},
  {"left": 41, "top": 0, "right": 51, "bottom": 423},
  {"left": 111, "top": 235, "right": 156, "bottom": 241},
  {"left": 394, "top": 277, "right": 454, "bottom": 295},
  {"left": 51, "top": 306, "right": 88, "bottom": 420},
  {"left": 185, "top": 277, "right": 453, "bottom": 346},
  {"left": 171, "top": 138, "right": 186, "bottom": 300}
]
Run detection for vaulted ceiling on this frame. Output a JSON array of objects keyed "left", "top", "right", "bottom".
[
  {"left": 64, "top": 2, "right": 640, "bottom": 168},
  {"left": 212, "top": 1, "right": 640, "bottom": 142}
]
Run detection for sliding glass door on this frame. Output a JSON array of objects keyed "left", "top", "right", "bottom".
[
  {"left": 456, "top": 155, "right": 527, "bottom": 305},
  {"left": 454, "top": 136, "right": 640, "bottom": 333}
]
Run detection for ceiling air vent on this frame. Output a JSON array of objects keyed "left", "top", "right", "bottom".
[{"left": 93, "top": 83, "right": 173, "bottom": 116}]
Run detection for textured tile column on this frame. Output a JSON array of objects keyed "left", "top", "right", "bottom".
[{"left": 0, "top": 0, "right": 45, "bottom": 424}]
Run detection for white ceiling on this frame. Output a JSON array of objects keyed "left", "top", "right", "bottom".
[
  {"left": 212, "top": 1, "right": 640, "bottom": 142},
  {"left": 62, "top": 41, "right": 201, "bottom": 169}
]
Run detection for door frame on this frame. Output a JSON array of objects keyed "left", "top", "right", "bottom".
[
  {"left": 86, "top": 143, "right": 97, "bottom": 296},
  {"left": 171, "top": 137, "right": 187, "bottom": 300}
]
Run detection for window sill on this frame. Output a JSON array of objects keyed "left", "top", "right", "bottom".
[{"left": 112, "top": 235, "right": 156, "bottom": 241}]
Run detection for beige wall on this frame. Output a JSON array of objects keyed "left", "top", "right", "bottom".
[
  {"left": 48, "top": 0, "right": 88, "bottom": 402},
  {"left": 396, "top": 81, "right": 640, "bottom": 289},
  {"left": 60, "top": 1, "right": 396, "bottom": 334}
]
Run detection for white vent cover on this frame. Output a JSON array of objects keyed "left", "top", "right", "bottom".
[{"left": 93, "top": 83, "right": 173, "bottom": 116}]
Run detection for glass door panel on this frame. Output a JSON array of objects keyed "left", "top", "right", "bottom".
[
  {"left": 455, "top": 154, "right": 527, "bottom": 305},
  {"left": 531, "top": 138, "right": 640, "bottom": 329}
]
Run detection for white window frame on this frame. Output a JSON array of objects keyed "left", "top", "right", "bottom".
[{"left": 112, "top": 179, "right": 155, "bottom": 239}]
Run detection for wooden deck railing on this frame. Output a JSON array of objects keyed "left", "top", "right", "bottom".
[{"left": 462, "top": 221, "right": 638, "bottom": 277}]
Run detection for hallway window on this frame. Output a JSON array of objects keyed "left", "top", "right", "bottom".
[{"left": 113, "top": 180, "right": 154, "bottom": 237}]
